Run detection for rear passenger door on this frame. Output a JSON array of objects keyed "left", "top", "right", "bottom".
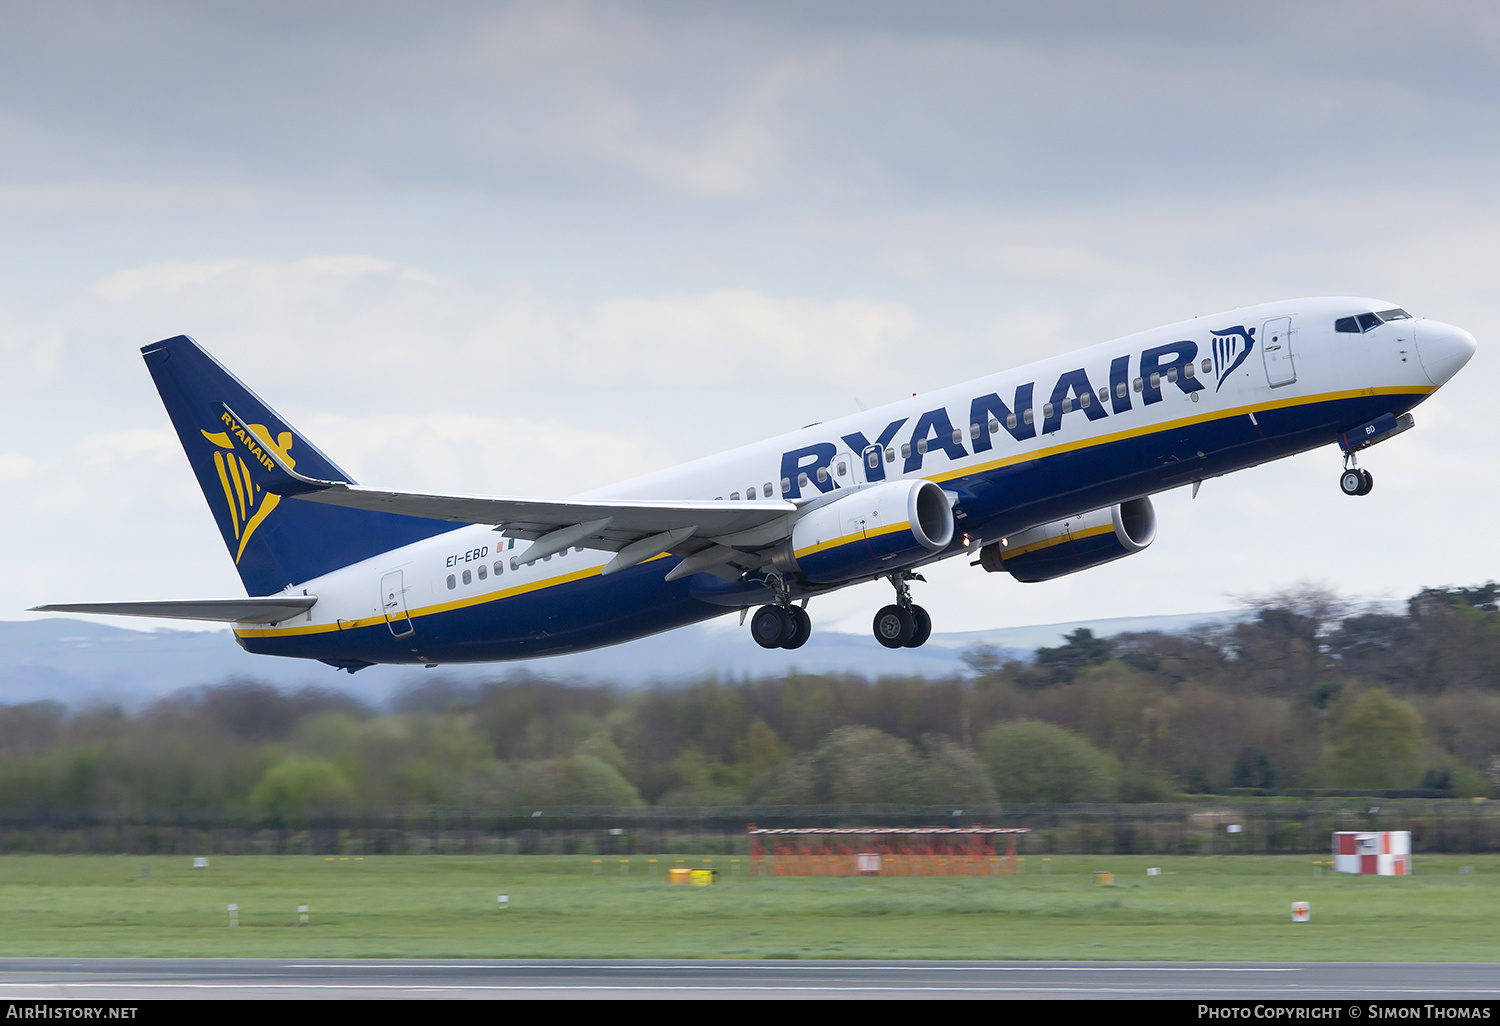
[{"left": 381, "top": 570, "right": 414, "bottom": 638}]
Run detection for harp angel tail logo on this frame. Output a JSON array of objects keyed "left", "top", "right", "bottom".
[
  {"left": 1210, "top": 325, "right": 1256, "bottom": 392},
  {"left": 200, "top": 412, "right": 297, "bottom": 564}
]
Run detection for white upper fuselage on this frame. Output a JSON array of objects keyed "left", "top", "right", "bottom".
[{"left": 239, "top": 296, "right": 1473, "bottom": 652}]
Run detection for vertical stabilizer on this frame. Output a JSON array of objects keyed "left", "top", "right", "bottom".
[{"left": 141, "top": 335, "right": 459, "bottom": 595}]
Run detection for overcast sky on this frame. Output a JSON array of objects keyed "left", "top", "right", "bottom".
[{"left": 4, "top": 1, "right": 1498, "bottom": 642}]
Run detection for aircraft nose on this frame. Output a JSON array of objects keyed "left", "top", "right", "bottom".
[{"left": 1415, "top": 321, "right": 1477, "bottom": 387}]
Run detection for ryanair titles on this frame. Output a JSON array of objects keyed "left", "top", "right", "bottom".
[{"left": 780, "top": 336, "right": 1233, "bottom": 499}]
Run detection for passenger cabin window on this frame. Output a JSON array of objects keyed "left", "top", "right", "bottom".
[
  {"left": 781, "top": 477, "right": 792, "bottom": 492},
  {"left": 446, "top": 574, "right": 456, "bottom": 590},
  {"left": 494, "top": 561, "right": 503, "bottom": 576},
  {"left": 478, "top": 564, "right": 487, "bottom": 580},
  {"left": 764, "top": 481, "right": 773, "bottom": 496},
  {"left": 730, "top": 492, "right": 740, "bottom": 500},
  {"left": 746, "top": 486, "right": 757, "bottom": 499},
  {"left": 462, "top": 569, "right": 472, "bottom": 585}
]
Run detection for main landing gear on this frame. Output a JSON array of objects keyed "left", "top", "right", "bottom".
[
  {"left": 1339, "top": 456, "right": 1374, "bottom": 497},
  {"left": 750, "top": 603, "right": 811, "bottom": 649},
  {"left": 750, "top": 571, "right": 812, "bottom": 650},
  {"left": 873, "top": 571, "right": 932, "bottom": 649}
]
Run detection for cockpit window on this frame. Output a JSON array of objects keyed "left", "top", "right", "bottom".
[{"left": 1336, "top": 309, "right": 1410, "bottom": 334}]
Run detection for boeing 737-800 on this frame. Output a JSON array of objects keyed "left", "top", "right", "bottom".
[{"left": 35, "top": 297, "right": 1475, "bottom": 671}]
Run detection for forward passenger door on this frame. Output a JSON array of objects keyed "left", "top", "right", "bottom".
[{"left": 1262, "top": 316, "right": 1296, "bottom": 387}]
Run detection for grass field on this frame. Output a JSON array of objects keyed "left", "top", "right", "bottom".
[{"left": 0, "top": 854, "right": 1496, "bottom": 960}]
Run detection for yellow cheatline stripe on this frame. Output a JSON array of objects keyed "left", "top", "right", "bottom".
[
  {"left": 794, "top": 519, "right": 911, "bottom": 559},
  {"left": 929, "top": 385, "right": 1434, "bottom": 485},
  {"left": 234, "top": 554, "right": 675, "bottom": 639},
  {"left": 237, "top": 386, "right": 1428, "bottom": 640},
  {"left": 1003, "top": 522, "right": 1114, "bottom": 560}
]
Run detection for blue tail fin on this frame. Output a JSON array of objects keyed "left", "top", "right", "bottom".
[{"left": 142, "top": 335, "right": 460, "bottom": 595}]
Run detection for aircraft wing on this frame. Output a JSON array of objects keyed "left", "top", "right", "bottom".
[
  {"left": 278, "top": 485, "right": 796, "bottom": 537},
  {"left": 30, "top": 597, "right": 317, "bottom": 624},
  {"left": 284, "top": 484, "right": 798, "bottom": 575},
  {"left": 237, "top": 403, "right": 799, "bottom": 578}
]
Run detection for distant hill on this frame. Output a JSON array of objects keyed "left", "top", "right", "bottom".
[{"left": 0, "top": 609, "right": 1244, "bottom": 709}]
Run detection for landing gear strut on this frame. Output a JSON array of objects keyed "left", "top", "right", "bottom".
[
  {"left": 750, "top": 573, "right": 812, "bottom": 650},
  {"left": 874, "top": 571, "right": 932, "bottom": 649},
  {"left": 1340, "top": 454, "right": 1374, "bottom": 496}
]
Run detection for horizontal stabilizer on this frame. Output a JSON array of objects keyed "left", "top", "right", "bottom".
[{"left": 31, "top": 597, "right": 317, "bottom": 625}]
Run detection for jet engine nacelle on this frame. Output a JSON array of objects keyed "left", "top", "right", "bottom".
[
  {"left": 774, "top": 479, "right": 955, "bottom": 584},
  {"left": 978, "top": 497, "right": 1156, "bottom": 583}
]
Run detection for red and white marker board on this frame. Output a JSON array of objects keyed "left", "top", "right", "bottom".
[{"left": 1333, "top": 831, "right": 1411, "bottom": 875}]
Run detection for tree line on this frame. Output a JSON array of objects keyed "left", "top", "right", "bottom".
[{"left": 2, "top": 583, "right": 1498, "bottom": 815}]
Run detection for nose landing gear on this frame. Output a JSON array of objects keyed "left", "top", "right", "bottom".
[
  {"left": 1339, "top": 457, "right": 1374, "bottom": 497},
  {"left": 874, "top": 570, "right": 932, "bottom": 649}
]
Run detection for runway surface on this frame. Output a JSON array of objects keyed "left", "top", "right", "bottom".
[{"left": 0, "top": 959, "right": 1497, "bottom": 999}]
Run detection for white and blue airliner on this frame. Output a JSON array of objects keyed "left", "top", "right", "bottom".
[{"left": 36, "top": 298, "right": 1475, "bottom": 671}]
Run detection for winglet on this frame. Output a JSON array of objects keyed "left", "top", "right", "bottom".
[{"left": 220, "top": 403, "right": 342, "bottom": 497}]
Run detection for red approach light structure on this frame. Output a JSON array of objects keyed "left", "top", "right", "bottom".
[{"left": 747, "top": 825, "right": 1029, "bottom": 876}]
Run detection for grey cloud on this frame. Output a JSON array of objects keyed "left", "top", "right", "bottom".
[{"left": 3, "top": 1, "right": 1499, "bottom": 205}]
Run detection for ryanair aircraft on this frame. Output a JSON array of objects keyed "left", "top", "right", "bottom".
[{"left": 36, "top": 297, "right": 1475, "bottom": 671}]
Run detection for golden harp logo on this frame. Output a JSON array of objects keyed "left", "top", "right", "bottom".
[{"left": 200, "top": 412, "right": 295, "bottom": 564}]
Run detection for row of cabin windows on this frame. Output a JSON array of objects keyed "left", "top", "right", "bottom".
[
  {"left": 718, "top": 358, "right": 1223, "bottom": 498},
  {"left": 446, "top": 546, "right": 581, "bottom": 589},
  {"left": 1335, "top": 308, "right": 1411, "bottom": 334}
]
